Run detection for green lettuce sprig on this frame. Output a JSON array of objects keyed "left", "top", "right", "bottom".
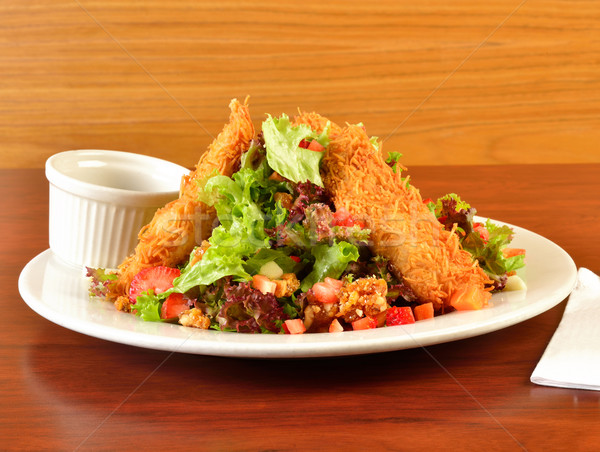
[{"left": 262, "top": 114, "right": 329, "bottom": 187}]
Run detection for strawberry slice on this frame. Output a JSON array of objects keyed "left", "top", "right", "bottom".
[
  {"left": 129, "top": 266, "right": 181, "bottom": 304},
  {"left": 160, "top": 293, "right": 191, "bottom": 320},
  {"left": 385, "top": 306, "right": 415, "bottom": 326}
]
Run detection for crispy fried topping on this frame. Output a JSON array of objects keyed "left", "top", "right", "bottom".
[
  {"left": 179, "top": 308, "right": 211, "bottom": 329},
  {"left": 337, "top": 277, "right": 388, "bottom": 323}
]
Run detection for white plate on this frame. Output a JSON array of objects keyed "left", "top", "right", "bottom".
[{"left": 18, "top": 219, "right": 577, "bottom": 359}]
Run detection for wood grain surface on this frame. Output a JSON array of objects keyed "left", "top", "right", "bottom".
[
  {"left": 1, "top": 1, "right": 600, "bottom": 168},
  {"left": 4, "top": 164, "right": 600, "bottom": 451}
]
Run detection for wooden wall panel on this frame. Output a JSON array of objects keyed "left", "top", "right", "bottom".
[{"left": 1, "top": 1, "right": 599, "bottom": 168}]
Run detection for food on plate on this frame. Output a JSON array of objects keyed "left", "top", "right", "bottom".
[
  {"left": 323, "top": 124, "right": 491, "bottom": 312},
  {"left": 108, "top": 98, "right": 254, "bottom": 312},
  {"left": 88, "top": 99, "right": 526, "bottom": 334}
]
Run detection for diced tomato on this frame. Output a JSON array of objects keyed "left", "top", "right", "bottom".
[
  {"left": 414, "top": 302, "right": 434, "bottom": 321},
  {"left": 385, "top": 306, "right": 415, "bottom": 326},
  {"left": 422, "top": 198, "right": 433, "bottom": 204},
  {"left": 160, "top": 293, "right": 191, "bottom": 320},
  {"left": 298, "top": 139, "right": 310, "bottom": 149},
  {"left": 352, "top": 316, "right": 378, "bottom": 330},
  {"left": 473, "top": 222, "right": 489, "bottom": 243},
  {"left": 252, "top": 274, "right": 277, "bottom": 295},
  {"left": 502, "top": 247, "right": 526, "bottom": 258},
  {"left": 283, "top": 319, "right": 306, "bottom": 334},
  {"left": 328, "top": 318, "right": 344, "bottom": 333},
  {"left": 307, "top": 140, "right": 325, "bottom": 152},
  {"left": 332, "top": 207, "right": 355, "bottom": 227},
  {"left": 311, "top": 282, "right": 339, "bottom": 304},
  {"left": 129, "top": 266, "right": 181, "bottom": 304},
  {"left": 331, "top": 207, "right": 366, "bottom": 229},
  {"left": 290, "top": 255, "right": 301, "bottom": 263}
]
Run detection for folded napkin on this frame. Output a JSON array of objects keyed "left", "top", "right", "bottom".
[{"left": 531, "top": 268, "right": 600, "bottom": 391}]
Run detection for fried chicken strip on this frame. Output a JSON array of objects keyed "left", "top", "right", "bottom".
[
  {"left": 292, "top": 110, "right": 342, "bottom": 138},
  {"left": 111, "top": 98, "right": 254, "bottom": 311},
  {"left": 322, "top": 124, "right": 491, "bottom": 311}
]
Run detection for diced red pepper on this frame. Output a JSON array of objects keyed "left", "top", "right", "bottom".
[{"left": 290, "top": 255, "right": 301, "bottom": 263}]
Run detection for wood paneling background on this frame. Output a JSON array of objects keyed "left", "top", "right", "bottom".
[{"left": 1, "top": 1, "right": 599, "bottom": 169}]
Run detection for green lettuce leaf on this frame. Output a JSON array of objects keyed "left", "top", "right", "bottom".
[
  {"left": 300, "top": 241, "right": 360, "bottom": 292},
  {"left": 175, "top": 167, "right": 280, "bottom": 292},
  {"left": 462, "top": 220, "right": 525, "bottom": 284},
  {"left": 244, "top": 248, "right": 301, "bottom": 275},
  {"left": 175, "top": 243, "right": 253, "bottom": 294},
  {"left": 262, "top": 114, "right": 326, "bottom": 187},
  {"left": 385, "top": 151, "right": 403, "bottom": 174},
  {"left": 132, "top": 291, "right": 162, "bottom": 322}
]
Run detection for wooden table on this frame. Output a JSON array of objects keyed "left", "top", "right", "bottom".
[
  {"left": 2, "top": 1, "right": 600, "bottom": 169},
  {"left": 3, "top": 164, "right": 599, "bottom": 451}
]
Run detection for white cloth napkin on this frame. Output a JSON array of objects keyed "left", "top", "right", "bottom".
[{"left": 531, "top": 268, "right": 600, "bottom": 391}]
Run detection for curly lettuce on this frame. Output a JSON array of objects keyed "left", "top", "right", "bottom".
[
  {"left": 175, "top": 167, "right": 285, "bottom": 293},
  {"left": 431, "top": 193, "right": 525, "bottom": 289},
  {"left": 262, "top": 114, "right": 329, "bottom": 187},
  {"left": 462, "top": 220, "right": 525, "bottom": 288}
]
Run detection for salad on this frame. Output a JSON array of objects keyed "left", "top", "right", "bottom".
[{"left": 89, "top": 107, "right": 525, "bottom": 335}]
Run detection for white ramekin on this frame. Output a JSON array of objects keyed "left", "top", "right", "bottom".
[{"left": 45, "top": 149, "right": 189, "bottom": 269}]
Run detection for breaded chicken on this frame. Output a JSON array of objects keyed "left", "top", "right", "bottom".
[
  {"left": 111, "top": 98, "right": 254, "bottom": 311},
  {"left": 292, "top": 110, "right": 342, "bottom": 138},
  {"left": 322, "top": 124, "right": 491, "bottom": 312}
]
